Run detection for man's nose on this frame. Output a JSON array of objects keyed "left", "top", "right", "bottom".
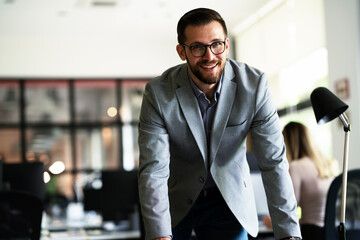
[{"left": 202, "top": 46, "right": 215, "bottom": 59}]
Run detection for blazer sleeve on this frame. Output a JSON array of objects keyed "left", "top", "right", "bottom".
[
  {"left": 250, "top": 73, "right": 302, "bottom": 239},
  {"left": 138, "top": 82, "right": 172, "bottom": 240}
]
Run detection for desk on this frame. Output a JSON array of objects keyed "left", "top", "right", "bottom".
[
  {"left": 41, "top": 213, "right": 141, "bottom": 240},
  {"left": 258, "top": 224, "right": 273, "bottom": 235},
  {"left": 41, "top": 229, "right": 141, "bottom": 240}
]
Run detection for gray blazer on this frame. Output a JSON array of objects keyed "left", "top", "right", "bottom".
[{"left": 138, "top": 59, "right": 301, "bottom": 240}]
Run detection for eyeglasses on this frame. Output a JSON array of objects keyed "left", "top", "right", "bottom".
[{"left": 182, "top": 40, "right": 226, "bottom": 57}]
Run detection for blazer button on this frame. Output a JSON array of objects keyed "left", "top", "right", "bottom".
[
  {"left": 199, "top": 177, "right": 204, "bottom": 183},
  {"left": 187, "top": 199, "right": 193, "bottom": 205}
]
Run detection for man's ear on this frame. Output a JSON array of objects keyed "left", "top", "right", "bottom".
[
  {"left": 176, "top": 44, "right": 186, "bottom": 61},
  {"left": 225, "top": 38, "right": 230, "bottom": 54}
]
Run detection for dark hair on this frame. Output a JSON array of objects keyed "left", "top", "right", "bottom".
[{"left": 177, "top": 8, "right": 228, "bottom": 44}]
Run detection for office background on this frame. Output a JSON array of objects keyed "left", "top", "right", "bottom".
[{"left": 0, "top": 0, "right": 359, "bottom": 235}]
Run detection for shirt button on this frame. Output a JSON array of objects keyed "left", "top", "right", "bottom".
[
  {"left": 187, "top": 199, "right": 193, "bottom": 205},
  {"left": 199, "top": 177, "right": 204, "bottom": 183}
]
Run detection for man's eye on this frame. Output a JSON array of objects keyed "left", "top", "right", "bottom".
[
  {"left": 191, "top": 45, "right": 203, "bottom": 50},
  {"left": 212, "top": 42, "right": 223, "bottom": 47}
]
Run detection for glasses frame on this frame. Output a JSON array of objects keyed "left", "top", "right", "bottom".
[{"left": 182, "top": 40, "right": 227, "bottom": 58}]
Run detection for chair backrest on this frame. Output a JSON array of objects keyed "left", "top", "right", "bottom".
[
  {"left": 0, "top": 190, "right": 43, "bottom": 240},
  {"left": 324, "top": 169, "right": 360, "bottom": 240}
]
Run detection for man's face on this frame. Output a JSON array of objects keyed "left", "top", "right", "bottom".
[{"left": 176, "top": 21, "right": 229, "bottom": 85}]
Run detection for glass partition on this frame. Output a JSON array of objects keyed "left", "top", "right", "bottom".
[
  {"left": 76, "top": 126, "right": 119, "bottom": 170},
  {"left": 0, "top": 129, "right": 21, "bottom": 163},
  {"left": 0, "top": 79, "right": 149, "bottom": 171},
  {"left": 0, "top": 81, "right": 20, "bottom": 123},
  {"left": 119, "top": 80, "right": 147, "bottom": 123},
  {"left": 74, "top": 80, "right": 117, "bottom": 123},
  {"left": 26, "top": 127, "right": 72, "bottom": 170},
  {"left": 25, "top": 81, "right": 70, "bottom": 123}
]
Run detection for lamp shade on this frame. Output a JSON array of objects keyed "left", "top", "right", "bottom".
[{"left": 310, "top": 87, "right": 348, "bottom": 125}]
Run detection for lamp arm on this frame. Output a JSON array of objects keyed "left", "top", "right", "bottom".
[
  {"left": 339, "top": 113, "right": 351, "bottom": 132},
  {"left": 340, "top": 129, "right": 350, "bottom": 223},
  {"left": 338, "top": 112, "right": 351, "bottom": 240}
]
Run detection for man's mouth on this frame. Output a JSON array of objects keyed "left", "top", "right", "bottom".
[{"left": 200, "top": 62, "right": 218, "bottom": 69}]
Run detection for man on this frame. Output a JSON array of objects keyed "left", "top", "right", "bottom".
[{"left": 138, "top": 8, "right": 302, "bottom": 240}]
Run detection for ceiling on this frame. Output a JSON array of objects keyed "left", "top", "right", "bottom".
[
  {"left": 0, "top": 0, "right": 281, "bottom": 37},
  {"left": 0, "top": 0, "right": 285, "bottom": 77}
]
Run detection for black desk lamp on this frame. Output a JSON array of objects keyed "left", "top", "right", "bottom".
[{"left": 310, "top": 87, "right": 350, "bottom": 240}]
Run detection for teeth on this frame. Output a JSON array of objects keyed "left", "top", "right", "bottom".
[{"left": 202, "top": 64, "right": 216, "bottom": 69}]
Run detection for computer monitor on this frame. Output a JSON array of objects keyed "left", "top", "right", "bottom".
[
  {"left": 2, "top": 162, "right": 45, "bottom": 201},
  {"left": 83, "top": 187, "right": 102, "bottom": 212},
  {"left": 100, "top": 170, "right": 139, "bottom": 223}
]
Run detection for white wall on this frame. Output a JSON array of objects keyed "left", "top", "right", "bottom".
[
  {"left": 234, "top": 0, "right": 334, "bottom": 157},
  {"left": 235, "top": 0, "right": 326, "bottom": 79},
  {"left": 234, "top": 0, "right": 326, "bottom": 108},
  {"left": 235, "top": 0, "right": 360, "bottom": 171},
  {"left": 324, "top": 0, "right": 360, "bottom": 170}
]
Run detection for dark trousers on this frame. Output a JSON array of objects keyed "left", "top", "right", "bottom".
[
  {"left": 301, "top": 224, "right": 325, "bottom": 240},
  {"left": 172, "top": 187, "right": 248, "bottom": 240}
]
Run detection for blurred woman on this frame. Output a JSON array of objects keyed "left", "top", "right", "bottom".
[{"left": 282, "top": 121, "right": 339, "bottom": 240}]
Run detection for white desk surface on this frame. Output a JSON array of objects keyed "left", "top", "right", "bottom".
[
  {"left": 42, "top": 226, "right": 271, "bottom": 240},
  {"left": 258, "top": 224, "right": 273, "bottom": 234},
  {"left": 41, "top": 229, "right": 140, "bottom": 240}
]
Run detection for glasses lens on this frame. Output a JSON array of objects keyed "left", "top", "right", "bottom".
[
  {"left": 211, "top": 42, "right": 225, "bottom": 54},
  {"left": 191, "top": 45, "right": 206, "bottom": 57}
]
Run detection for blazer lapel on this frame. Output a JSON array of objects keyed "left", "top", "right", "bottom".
[
  {"left": 175, "top": 66, "right": 208, "bottom": 162},
  {"left": 210, "top": 62, "right": 237, "bottom": 162}
]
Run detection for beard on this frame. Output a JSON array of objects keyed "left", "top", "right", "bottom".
[{"left": 186, "top": 57, "right": 226, "bottom": 85}]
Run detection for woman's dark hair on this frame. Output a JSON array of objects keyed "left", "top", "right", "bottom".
[{"left": 177, "top": 8, "right": 228, "bottom": 44}]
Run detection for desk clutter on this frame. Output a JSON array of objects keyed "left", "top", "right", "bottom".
[
  {"left": 41, "top": 203, "right": 141, "bottom": 240},
  {"left": 41, "top": 229, "right": 140, "bottom": 240}
]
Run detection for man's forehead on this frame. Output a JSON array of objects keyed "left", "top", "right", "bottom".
[{"left": 184, "top": 22, "right": 226, "bottom": 43}]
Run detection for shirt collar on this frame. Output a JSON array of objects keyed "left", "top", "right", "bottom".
[{"left": 189, "top": 72, "right": 223, "bottom": 101}]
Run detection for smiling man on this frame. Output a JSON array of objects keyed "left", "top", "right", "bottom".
[
  {"left": 138, "top": 8, "right": 302, "bottom": 240},
  {"left": 177, "top": 20, "right": 228, "bottom": 87}
]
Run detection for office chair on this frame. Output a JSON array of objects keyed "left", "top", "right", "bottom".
[
  {"left": 0, "top": 190, "right": 43, "bottom": 240},
  {"left": 324, "top": 169, "right": 360, "bottom": 240}
]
